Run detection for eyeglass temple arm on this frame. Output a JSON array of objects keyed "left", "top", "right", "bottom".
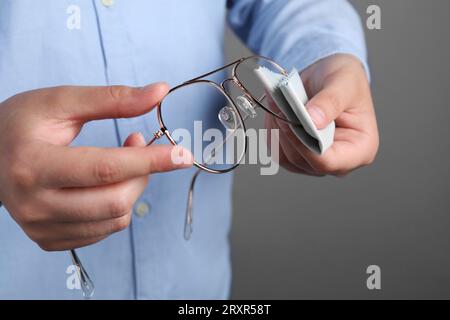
[
  {"left": 144, "top": 128, "right": 198, "bottom": 240},
  {"left": 70, "top": 249, "right": 94, "bottom": 298},
  {"left": 183, "top": 105, "right": 255, "bottom": 240},
  {"left": 182, "top": 94, "right": 272, "bottom": 241},
  {"left": 184, "top": 169, "right": 202, "bottom": 240}
]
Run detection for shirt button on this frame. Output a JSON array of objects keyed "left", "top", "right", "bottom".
[
  {"left": 135, "top": 201, "right": 151, "bottom": 218},
  {"left": 101, "top": 0, "right": 114, "bottom": 7}
]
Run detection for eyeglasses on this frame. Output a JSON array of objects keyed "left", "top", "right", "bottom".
[{"left": 72, "top": 55, "right": 305, "bottom": 298}]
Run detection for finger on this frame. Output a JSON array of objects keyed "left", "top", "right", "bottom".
[
  {"left": 39, "top": 82, "right": 169, "bottom": 122},
  {"left": 272, "top": 116, "right": 317, "bottom": 164},
  {"left": 39, "top": 143, "right": 192, "bottom": 188},
  {"left": 277, "top": 144, "right": 312, "bottom": 174},
  {"left": 275, "top": 116, "right": 331, "bottom": 170},
  {"left": 266, "top": 114, "right": 318, "bottom": 174},
  {"left": 41, "top": 174, "right": 148, "bottom": 222},
  {"left": 305, "top": 71, "right": 358, "bottom": 129},
  {"left": 32, "top": 213, "right": 132, "bottom": 241},
  {"left": 277, "top": 128, "right": 318, "bottom": 174},
  {"left": 123, "top": 132, "right": 146, "bottom": 147},
  {"left": 267, "top": 114, "right": 301, "bottom": 164},
  {"left": 276, "top": 116, "right": 370, "bottom": 174},
  {"left": 38, "top": 235, "right": 107, "bottom": 251},
  {"left": 265, "top": 115, "right": 278, "bottom": 156}
]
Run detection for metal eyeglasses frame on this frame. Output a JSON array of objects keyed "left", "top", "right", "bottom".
[
  {"left": 72, "top": 55, "right": 305, "bottom": 298},
  {"left": 148, "top": 55, "right": 304, "bottom": 239}
]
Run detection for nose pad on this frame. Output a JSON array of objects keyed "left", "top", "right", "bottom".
[
  {"left": 236, "top": 95, "right": 257, "bottom": 118},
  {"left": 219, "top": 106, "right": 238, "bottom": 130}
]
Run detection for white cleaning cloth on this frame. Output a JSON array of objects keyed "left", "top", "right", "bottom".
[{"left": 254, "top": 66, "right": 335, "bottom": 155}]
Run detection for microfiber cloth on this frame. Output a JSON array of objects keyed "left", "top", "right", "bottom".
[{"left": 254, "top": 66, "right": 335, "bottom": 155}]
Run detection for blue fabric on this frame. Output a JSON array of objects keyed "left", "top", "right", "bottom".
[{"left": 0, "top": 0, "right": 367, "bottom": 299}]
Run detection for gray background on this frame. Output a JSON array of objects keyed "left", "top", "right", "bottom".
[{"left": 227, "top": 0, "right": 450, "bottom": 299}]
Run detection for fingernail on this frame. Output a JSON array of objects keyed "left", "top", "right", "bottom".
[
  {"left": 307, "top": 105, "right": 326, "bottom": 128},
  {"left": 136, "top": 132, "right": 145, "bottom": 144}
]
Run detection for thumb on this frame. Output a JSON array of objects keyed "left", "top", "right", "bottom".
[
  {"left": 306, "top": 83, "right": 347, "bottom": 130},
  {"left": 123, "top": 132, "right": 147, "bottom": 147},
  {"left": 46, "top": 82, "right": 169, "bottom": 122}
]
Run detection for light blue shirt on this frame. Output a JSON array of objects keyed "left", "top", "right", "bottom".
[{"left": 0, "top": 0, "right": 367, "bottom": 299}]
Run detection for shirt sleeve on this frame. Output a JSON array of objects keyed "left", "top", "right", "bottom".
[{"left": 227, "top": 0, "right": 369, "bottom": 77}]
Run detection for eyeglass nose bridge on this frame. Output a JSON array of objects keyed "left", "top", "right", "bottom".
[
  {"left": 220, "top": 78, "right": 258, "bottom": 120},
  {"left": 218, "top": 105, "right": 238, "bottom": 130},
  {"left": 235, "top": 95, "right": 257, "bottom": 118}
]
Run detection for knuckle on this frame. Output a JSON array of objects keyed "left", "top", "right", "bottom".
[
  {"left": 94, "top": 159, "right": 121, "bottom": 184},
  {"left": 47, "top": 86, "right": 83, "bottom": 117},
  {"left": 108, "top": 85, "right": 132, "bottom": 102},
  {"left": 324, "top": 93, "right": 341, "bottom": 120},
  {"left": 42, "top": 86, "right": 65, "bottom": 105},
  {"left": 45, "top": 86, "right": 75, "bottom": 111},
  {"left": 9, "top": 163, "right": 36, "bottom": 190},
  {"left": 108, "top": 195, "right": 131, "bottom": 218},
  {"left": 53, "top": 86, "right": 70, "bottom": 101},
  {"left": 112, "top": 214, "right": 131, "bottom": 233}
]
